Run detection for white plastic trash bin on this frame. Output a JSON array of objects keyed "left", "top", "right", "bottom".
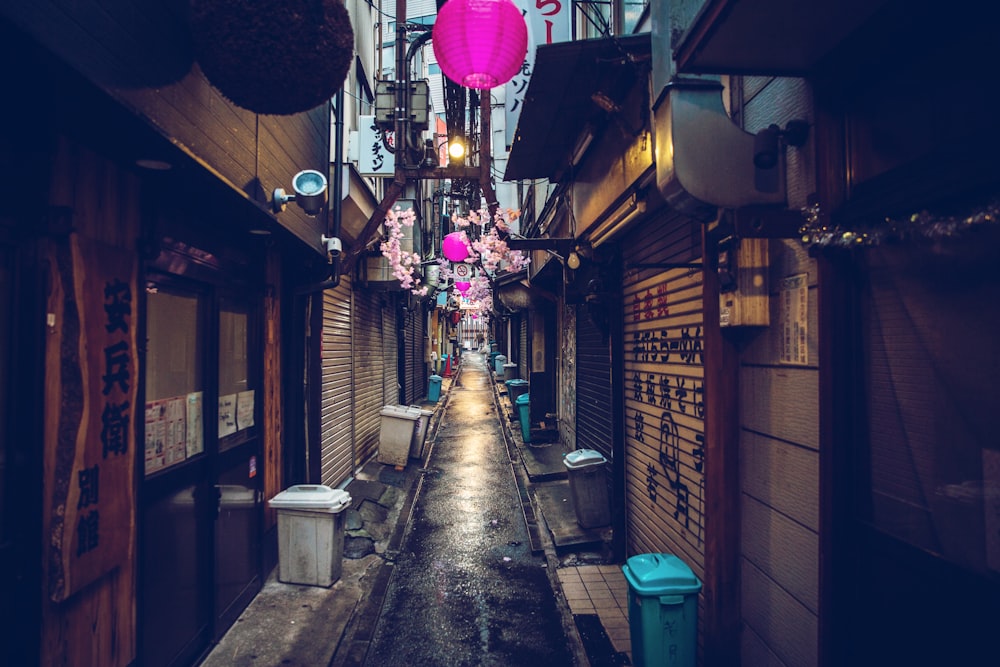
[
  {"left": 379, "top": 405, "right": 422, "bottom": 466},
  {"left": 409, "top": 406, "right": 434, "bottom": 459},
  {"left": 268, "top": 484, "right": 352, "bottom": 587},
  {"left": 563, "top": 449, "right": 612, "bottom": 528}
]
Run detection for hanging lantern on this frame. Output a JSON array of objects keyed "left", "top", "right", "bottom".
[
  {"left": 431, "top": 0, "right": 528, "bottom": 90},
  {"left": 455, "top": 281, "right": 471, "bottom": 295},
  {"left": 442, "top": 232, "right": 470, "bottom": 262}
]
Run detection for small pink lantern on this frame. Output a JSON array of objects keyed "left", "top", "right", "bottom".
[
  {"left": 455, "top": 281, "right": 471, "bottom": 295},
  {"left": 432, "top": 0, "right": 528, "bottom": 90},
  {"left": 442, "top": 231, "right": 469, "bottom": 262}
]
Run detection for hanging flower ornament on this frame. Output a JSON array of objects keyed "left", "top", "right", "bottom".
[
  {"left": 431, "top": 0, "right": 529, "bottom": 90},
  {"left": 799, "top": 199, "right": 1000, "bottom": 251},
  {"left": 379, "top": 207, "right": 428, "bottom": 296},
  {"left": 430, "top": 207, "right": 529, "bottom": 316}
]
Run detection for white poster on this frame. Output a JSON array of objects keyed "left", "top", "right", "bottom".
[
  {"left": 218, "top": 393, "right": 237, "bottom": 438},
  {"left": 186, "top": 391, "right": 204, "bottom": 456},
  {"left": 779, "top": 273, "right": 809, "bottom": 365},
  {"left": 358, "top": 115, "right": 395, "bottom": 176},
  {"left": 236, "top": 390, "right": 255, "bottom": 430}
]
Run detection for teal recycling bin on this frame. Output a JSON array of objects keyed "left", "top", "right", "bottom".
[
  {"left": 505, "top": 379, "right": 529, "bottom": 412},
  {"left": 428, "top": 375, "right": 442, "bottom": 403},
  {"left": 516, "top": 393, "right": 531, "bottom": 442},
  {"left": 622, "top": 553, "right": 702, "bottom": 667},
  {"left": 488, "top": 351, "right": 500, "bottom": 371},
  {"left": 494, "top": 354, "right": 507, "bottom": 376}
]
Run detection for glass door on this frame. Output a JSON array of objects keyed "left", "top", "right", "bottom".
[
  {"left": 140, "top": 278, "right": 263, "bottom": 665},
  {"left": 141, "top": 280, "right": 211, "bottom": 667},
  {"left": 213, "top": 293, "right": 261, "bottom": 634}
]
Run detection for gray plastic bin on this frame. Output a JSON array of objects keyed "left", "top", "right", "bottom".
[
  {"left": 409, "top": 405, "right": 434, "bottom": 459},
  {"left": 268, "top": 484, "right": 352, "bottom": 587},
  {"left": 563, "top": 449, "right": 611, "bottom": 528},
  {"left": 378, "top": 405, "right": 421, "bottom": 466},
  {"left": 494, "top": 354, "right": 507, "bottom": 377}
]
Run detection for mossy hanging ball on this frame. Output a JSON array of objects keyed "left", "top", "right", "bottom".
[{"left": 190, "top": 0, "right": 354, "bottom": 115}]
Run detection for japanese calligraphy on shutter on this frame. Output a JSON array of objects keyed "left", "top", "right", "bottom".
[
  {"left": 46, "top": 235, "right": 137, "bottom": 601},
  {"left": 623, "top": 267, "right": 706, "bottom": 567}
]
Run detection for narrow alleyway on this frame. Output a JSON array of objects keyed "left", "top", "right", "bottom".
[{"left": 362, "top": 351, "right": 579, "bottom": 666}]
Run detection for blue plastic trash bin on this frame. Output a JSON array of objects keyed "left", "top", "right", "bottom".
[
  {"left": 494, "top": 354, "right": 507, "bottom": 377},
  {"left": 505, "top": 379, "right": 529, "bottom": 413},
  {"left": 516, "top": 393, "right": 530, "bottom": 442},
  {"left": 428, "top": 375, "right": 442, "bottom": 403},
  {"left": 622, "top": 553, "right": 702, "bottom": 667},
  {"left": 488, "top": 351, "right": 499, "bottom": 372}
]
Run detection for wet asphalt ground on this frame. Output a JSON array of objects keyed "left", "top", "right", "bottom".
[{"left": 362, "top": 351, "right": 578, "bottom": 666}]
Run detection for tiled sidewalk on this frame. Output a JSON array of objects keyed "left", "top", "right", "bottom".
[{"left": 557, "top": 564, "right": 632, "bottom": 662}]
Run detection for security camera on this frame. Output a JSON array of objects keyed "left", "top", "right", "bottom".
[
  {"left": 322, "top": 235, "right": 342, "bottom": 258},
  {"left": 273, "top": 169, "right": 328, "bottom": 216}
]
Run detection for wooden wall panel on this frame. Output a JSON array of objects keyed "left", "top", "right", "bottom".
[
  {"left": 41, "top": 136, "right": 138, "bottom": 667},
  {"left": 740, "top": 431, "right": 819, "bottom": 531},
  {"left": 741, "top": 561, "right": 819, "bottom": 667},
  {"left": 263, "top": 249, "right": 283, "bottom": 530},
  {"left": 741, "top": 366, "right": 819, "bottom": 450},
  {"left": 741, "top": 495, "right": 819, "bottom": 614}
]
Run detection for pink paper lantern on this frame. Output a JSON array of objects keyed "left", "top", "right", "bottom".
[
  {"left": 432, "top": 0, "right": 528, "bottom": 90},
  {"left": 442, "top": 232, "right": 469, "bottom": 262},
  {"left": 455, "top": 281, "right": 471, "bottom": 295}
]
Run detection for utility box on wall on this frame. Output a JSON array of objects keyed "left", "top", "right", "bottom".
[{"left": 719, "top": 237, "right": 769, "bottom": 327}]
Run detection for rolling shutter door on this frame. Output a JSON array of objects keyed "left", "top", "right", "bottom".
[
  {"left": 353, "top": 288, "right": 384, "bottom": 466},
  {"left": 620, "top": 212, "right": 706, "bottom": 578},
  {"left": 382, "top": 298, "right": 398, "bottom": 405},
  {"left": 320, "top": 275, "right": 354, "bottom": 486},
  {"left": 576, "top": 308, "right": 612, "bottom": 463}
]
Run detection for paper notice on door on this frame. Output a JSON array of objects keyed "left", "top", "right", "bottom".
[{"left": 236, "top": 390, "right": 255, "bottom": 430}]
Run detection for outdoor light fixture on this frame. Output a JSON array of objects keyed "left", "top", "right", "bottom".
[
  {"left": 431, "top": 0, "right": 528, "bottom": 90},
  {"left": 753, "top": 120, "right": 809, "bottom": 170},
  {"left": 273, "top": 169, "right": 328, "bottom": 216},
  {"left": 448, "top": 139, "right": 466, "bottom": 161}
]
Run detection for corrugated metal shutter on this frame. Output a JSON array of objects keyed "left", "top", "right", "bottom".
[
  {"left": 403, "top": 309, "right": 425, "bottom": 405},
  {"left": 518, "top": 315, "right": 528, "bottom": 375},
  {"left": 402, "top": 309, "right": 416, "bottom": 404},
  {"left": 320, "top": 275, "right": 354, "bottom": 486},
  {"left": 353, "top": 287, "right": 384, "bottom": 466},
  {"left": 620, "top": 211, "right": 706, "bottom": 578},
  {"left": 383, "top": 297, "right": 399, "bottom": 405},
  {"left": 576, "top": 305, "right": 612, "bottom": 463}
]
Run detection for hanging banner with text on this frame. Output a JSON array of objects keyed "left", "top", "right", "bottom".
[
  {"left": 46, "top": 235, "right": 137, "bottom": 602},
  {"left": 505, "top": 0, "right": 572, "bottom": 148},
  {"left": 358, "top": 115, "right": 395, "bottom": 176}
]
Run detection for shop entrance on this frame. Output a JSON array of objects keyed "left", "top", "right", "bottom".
[{"left": 141, "top": 273, "right": 263, "bottom": 667}]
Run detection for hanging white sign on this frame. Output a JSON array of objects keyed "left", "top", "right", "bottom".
[
  {"left": 505, "top": 0, "right": 572, "bottom": 148},
  {"left": 358, "top": 115, "right": 395, "bottom": 176}
]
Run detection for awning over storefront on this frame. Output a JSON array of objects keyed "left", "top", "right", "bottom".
[
  {"left": 339, "top": 163, "right": 380, "bottom": 249},
  {"left": 505, "top": 34, "right": 651, "bottom": 182},
  {"left": 675, "top": 0, "right": 932, "bottom": 77}
]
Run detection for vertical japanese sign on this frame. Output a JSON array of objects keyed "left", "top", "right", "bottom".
[
  {"left": 358, "top": 115, "right": 395, "bottom": 176},
  {"left": 779, "top": 273, "right": 809, "bottom": 365},
  {"left": 47, "top": 235, "right": 136, "bottom": 601},
  {"left": 505, "top": 0, "right": 572, "bottom": 147}
]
